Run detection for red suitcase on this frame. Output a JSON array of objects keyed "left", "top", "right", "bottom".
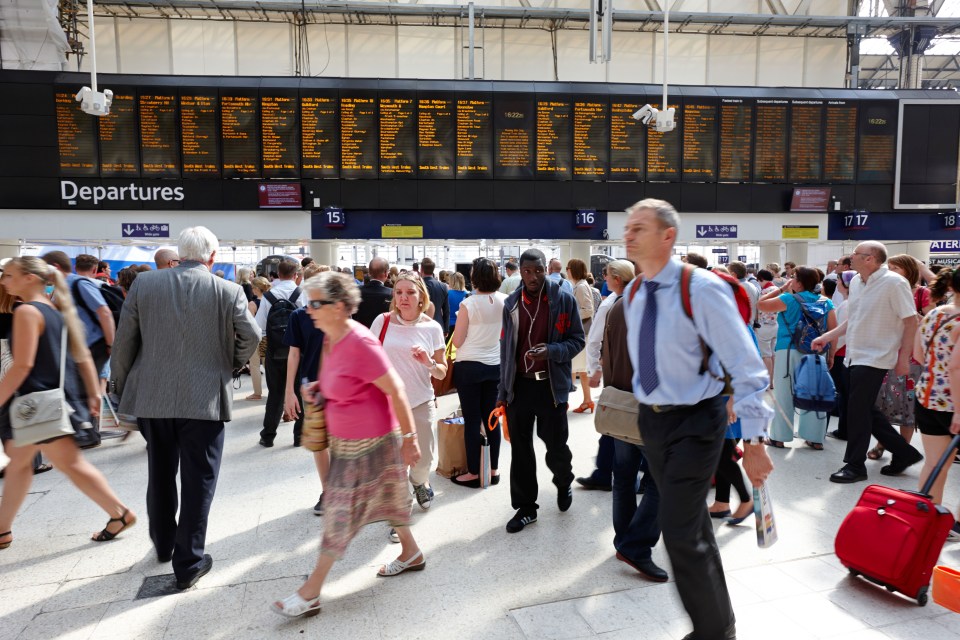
[{"left": 835, "top": 435, "right": 960, "bottom": 606}]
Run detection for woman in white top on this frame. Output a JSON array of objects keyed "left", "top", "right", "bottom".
[
  {"left": 450, "top": 258, "right": 506, "bottom": 488},
  {"left": 370, "top": 273, "right": 447, "bottom": 510},
  {"left": 567, "top": 258, "right": 595, "bottom": 413}
]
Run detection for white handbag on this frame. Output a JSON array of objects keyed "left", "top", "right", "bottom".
[{"left": 11, "top": 324, "right": 75, "bottom": 446}]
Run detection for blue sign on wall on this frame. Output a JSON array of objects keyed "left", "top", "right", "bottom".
[
  {"left": 697, "top": 225, "right": 738, "bottom": 239},
  {"left": 122, "top": 223, "right": 169, "bottom": 238},
  {"left": 828, "top": 212, "right": 960, "bottom": 241}
]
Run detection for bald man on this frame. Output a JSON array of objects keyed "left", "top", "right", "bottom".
[
  {"left": 155, "top": 249, "right": 181, "bottom": 270},
  {"left": 354, "top": 256, "right": 393, "bottom": 328}
]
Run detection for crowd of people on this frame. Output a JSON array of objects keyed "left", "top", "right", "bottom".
[{"left": 2, "top": 205, "right": 960, "bottom": 639}]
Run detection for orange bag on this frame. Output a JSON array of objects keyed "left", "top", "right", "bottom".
[
  {"left": 933, "top": 565, "right": 960, "bottom": 613},
  {"left": 488, "top": 406, "right": 509, "bottom": 443}
]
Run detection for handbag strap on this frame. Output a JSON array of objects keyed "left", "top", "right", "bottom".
[{"left": 57, "top": 321, "right": 67, "bottom": 391}]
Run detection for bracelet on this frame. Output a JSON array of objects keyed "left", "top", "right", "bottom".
[{"left": 401, "top": 432, "right": 418, "bottom": 439}]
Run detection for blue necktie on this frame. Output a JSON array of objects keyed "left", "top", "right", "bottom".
[{"left": 638, "top": 280, "right": 660, "bottom": 395}]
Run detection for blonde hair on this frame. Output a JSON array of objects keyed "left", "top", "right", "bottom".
[
  {"left": 449, "top": 272, "right": 466, "bottom": 291},
  {"left": 0, "top": 283, "right": 15, "bottom": 314},
  {"left": 251, "top": 276, "right": 271, "bottom": 294},
  {"left": 302, "top": 264, "right": 322, "bottom": 281},
  {"left": 237, "top": 267, "right": 253, "bottom": 285},
  {"left": 389, "top": 272, "right": 430, "bottom": 313},
  {"left": 11, "top": 256, "right": 89, "bottom": 363}
]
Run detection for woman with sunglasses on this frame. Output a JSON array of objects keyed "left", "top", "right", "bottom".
[
  {"left": 0, "top": 257, "right": 136, "bottom": 550},
  {"left": 272, "top": 272, "right": 424, "bottom": 619}
]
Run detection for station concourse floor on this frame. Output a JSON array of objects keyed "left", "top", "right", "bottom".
[{"left": 3, "top": 379, "right": 960, "bottom": 640}]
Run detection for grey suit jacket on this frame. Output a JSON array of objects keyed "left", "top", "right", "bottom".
[{"left": 110, "top": 261, "right": 260, "bottom": 422}]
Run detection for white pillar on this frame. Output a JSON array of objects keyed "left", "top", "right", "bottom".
[
  {"left": 0, "top": 241, "right": 19, "bottom": 262},
  {"left": 569, "top": 240, "right": 592, "bottom": 268},
  {"left": 905, "top": 242, "right": 931, "bottom": 264},
  {"left": 308, "top": 241, "right": 338, "bottom": 268},
  {"left": 726, "top": 242, "right": 739, "bottom": 262},
  {"left": 759, "top": 242, "right": 780, "bottom": 270},
  {"left": 785, "top": 243, "right": 809, "bottom": 268}
]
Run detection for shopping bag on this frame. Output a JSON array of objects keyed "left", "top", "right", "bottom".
[
  {"left": 488, "top": 405, "right": 509, "bottom": 443},
  {"left": 933, "top": 565, "right": 960, "bottom": 613},
  {"left": 436, "top": 411, "right": 467, "bottom": 478},
  {"left": 479, "top": 428, "right": 491, "bottom": 488}
]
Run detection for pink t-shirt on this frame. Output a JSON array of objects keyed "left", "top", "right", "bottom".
[{"left": 319, "top": 323, "right": 397, "bottom": 439}]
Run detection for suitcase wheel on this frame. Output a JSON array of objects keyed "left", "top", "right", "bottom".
[
  {"left": 886, "top": 585, "right": 897, "bottom": 593},
  {"left": 917, "top": 586, "right": 929, "bottom": 607},
  {"left": 848, "top": 568, "right": 859, "bottom": 577}
]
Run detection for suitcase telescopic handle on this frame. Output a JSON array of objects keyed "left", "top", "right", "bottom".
[{"left": 920, "top": 434, "right": 960, "bottom": 497}]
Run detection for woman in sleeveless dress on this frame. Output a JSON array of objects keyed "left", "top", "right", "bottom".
[{"left": 0, "top": 257, "right": 136, "bottom": 550}]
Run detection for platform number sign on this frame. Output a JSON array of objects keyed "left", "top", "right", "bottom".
[
  {"left": 842, "top": 211, "right": 869, "bottom": 231},
  {"left": 575, "top": 208, "right": 596, "bottom": 229},
  {"left": 718, "top": 255, "right": 730, "bottom": 264},
  {"left": 942, "top": 213, "right": 960, "bottom": 230},
  {"left": 324, "top": 206, "right": 346, "bottom": 229}
]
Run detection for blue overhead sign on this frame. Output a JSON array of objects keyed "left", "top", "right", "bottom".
[
  {"left": 697, "top": 225, "right": 737, "bottom": 239},
  {"left": 930, "top": 240, "right": 960, "bottom": 253},
  {"left": 122, "top": 223, "right": 169, "bottom": 238}
]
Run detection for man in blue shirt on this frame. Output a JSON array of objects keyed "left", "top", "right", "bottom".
[
  {"left": 622, "top": 199, "right": 774, "bottom": 640},
  {"left": 547, "top": 258, "right": 573, "bottom": 294}
]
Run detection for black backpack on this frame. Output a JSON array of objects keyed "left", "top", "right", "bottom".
[
  {"left": 263, "top": 288, "right": 301, "bottom": 360},
  {"left": 72, "top": 278, "right": 125, "bottom": 329}
]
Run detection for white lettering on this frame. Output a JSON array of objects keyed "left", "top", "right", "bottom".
[
  {"left": 60, "top": 180, "right": 187, "bottom": 205},
  {"left": 60, "top": 180, "right": 78, "bottom": 200},
  {"left": 161, "top": 187, "right": 173, "bottom": 199},
  {"left": 92, "top": 186, "right": 106, "bottom": 204},
  {"left": 174, "top": 187, "right": 185, "bottom": 201},
  {"left": 107, "top": 187, "right": 119, "bottom": 200},
  {"left": 79, "top": 186, "right": 92, "bottom": 200}
]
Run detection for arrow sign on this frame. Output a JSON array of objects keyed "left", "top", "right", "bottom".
[
  {"left": 122, "top": 223, "right": 169, "bottom": 238},
  {"left": 696, "top": 225, "right": 737, "bottom": 239}
]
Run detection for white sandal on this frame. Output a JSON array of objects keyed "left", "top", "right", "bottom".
[
  {"left": 271, "top": 592, "right": 321, "bottom": 618},
  {"left": 377, "top": 550, "right": 426, "bottom": 577}
]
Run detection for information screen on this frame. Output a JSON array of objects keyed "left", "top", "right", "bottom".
[
  {"left": 789, "top": 101, "right": 823, "bottom": 183},
  {"left": 610, "top": 99, "right": 644, "bottom": 181},
  {"left": 221, "top": 91, "right": 260, "bottom": 178},
  {"left": 753, "top": 100, "right": 789, "bottom": 182},
  {"left": 535, "top": 99, "right": 572, "bottom": 179},
  {"left": 456, "top": 95, "right": 493, "bottom": 179},
  {"left": 301, "top": 92, "right": 339, "bottom": 179},
  {"left": 718, "top": 99, "right": 752, "bottom": 182},
  {"left": 417, "top": 95, "right": 455, "bottom": 179},
  {"left": 647, "top": 101, "right": 681, "bottom": 182},
  {"left": 261, "top": 93, "right": 299, "bottom": 179},
  {"left": 99, "top": 90, "right": 139, "bottom": 177},
  {"left": 572, "top": 99, "right": 608, "bottom": 180},
  {"left": 340, "top": 95, "right": 378, "bottom": 179},
  {"left": 379, "top": 95, "right": 417, "bottom": 178},
  {"left": 55, "top": 90, "right": 98, "bottom": 176},
  {"left": 858, "top": 101, "right": 897, "bottom": 183},
  {"left": 494, "top": 95, "right": 534, "bottom": 179},
  {"left": 823, "top": 101, "right": 857, "bottom": 183},
  {"left": 180, "top": 91, "right": 220, "bottom": 177},
  {"left": 682, "top": 101, "right": 717, "bottom": 182},
  {"left": 139, "top": 93, "right": 179, "bottom": 178}
]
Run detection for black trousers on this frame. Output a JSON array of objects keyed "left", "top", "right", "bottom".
[
  {"left": 140, "top": 417, "right": 224, "bottom": 581},
  {"left": 507, "top": 376, "right": 574, "bottom": 513},
  {"left": 261, "top": 355, "right": 299, "bottom": 442},
  {"left": 638, "top": 395, "right": 736, "bottom": 640},
  {"left": 714, "top": 438, "right": 750, "bottom": 504},
  {"left": 844, "top": 365, "right": 922, "bottom": 475},
  {"left": 454, "top": 361, "right": 501, "bottom": 474},
  {"left": 829, "top": 359, "right": 850, "bottom": 438}
]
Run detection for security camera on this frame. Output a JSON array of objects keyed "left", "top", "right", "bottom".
[
  {"left": 653, "top": 107, "right": 676, "bottom": 133},
  {"left": 75, "top": 86, "right": 113, "bottom": 117},
  {"left": 632, "top": 104, "right": 657, "bottom": 126}
]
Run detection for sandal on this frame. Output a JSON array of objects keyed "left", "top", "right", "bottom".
[
  {"left": 245, "top": 394, "right": 262, "bottom": 401},
  {"left": 271, "top": 592, "right": 321, "bottom": 618},
  {"left": 33, "top": 463, "right": 54, "bottom": 474},
  {"left": 377, "top": 549, "right": 426, "bottom": 577},
  {"left": 804, "top": 441, "right": 824, "bottom": 451},
  {"left": 0, "top": 531, "right": 11, "bottom": 550},
  {"left": 763, "top": 438, "right": 785, "bottom": 449},
  {"left": 91, "top": 509, "right": 136, "bottom": 542},
  {"left": 867, "top": 445, "right": 885, "bottom": 460}
]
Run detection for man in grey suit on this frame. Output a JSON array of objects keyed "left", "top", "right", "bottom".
[{"left": 111, "top": 226, "right": 260, "bottom": 590}]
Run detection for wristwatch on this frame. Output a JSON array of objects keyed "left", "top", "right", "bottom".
[{"left": 745, "top": 436, "right": 763, "bottom": 445}]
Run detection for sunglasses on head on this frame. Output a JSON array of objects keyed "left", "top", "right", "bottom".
[{"left": 307, "top": 299, "right": 335, "bottom": 309}]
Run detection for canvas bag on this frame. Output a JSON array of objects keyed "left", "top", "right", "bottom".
[
  {"left": 436, "top": 410, "right": 467, "bottom": 478},
  {"left": 594, "top": 386, "right": 644, "bottom": 446},
  {"left": 11, "top": 325, "right": 75, "bottom": 446}
]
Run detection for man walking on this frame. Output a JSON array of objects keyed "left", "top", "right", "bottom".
[
  {"left": 421, "top": 257, "right": 449, "bottom": 331},
  {"left": 623, "top": 199, "right": 773, "bottom": 640},
  {"left": 499, "top": 261, "right": 521, "bottom": 295},
  {"left": 111, "top": 226, "right": 259, "bottom": 590},
  {"left": 354, "top": 256, "right": 393, "bottom": 328},
  {"left": 497, "top": 249, "right": 585, "bottom": 533},
  {"left": 813, "top": 241, "right": 924, "bottom": 483},
  {"left": 547, "top": 258, "right": 574, "bottom": 293},
  {"left": 154, "top": 249, "right": 180, "bottom": 270}
]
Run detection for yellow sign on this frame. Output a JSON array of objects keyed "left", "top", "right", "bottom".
[
  {"left": 782, "top": 225, "right": 819, "bottom": 240},
  {"left": 381, "top": 225, "right": 424, "bottom": 239}
]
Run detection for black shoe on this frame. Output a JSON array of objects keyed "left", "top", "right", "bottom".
[
  {"left": 293, "top": 438, "right": 301, "bottom": 448},
  {"left": 313, "top": 493, "right": 324, "bottom": 516},
  {"left": 258, "top": 438, "right": 274, "bottom": 448},
  {"left": 176, "top": 554, "right": 213, "bottom": 590},
  {"left": 880, "top": 452, "right": 923, "bottom": 477},
  {"left": 558, "top": 485, "right": 573, "bottom": 512},
  {"left": 575, "top": 476, "right": 612, "bottom": 491},
  {"left": 830, "top": 467, "right": 867, "bottom": 484},
  {"left": 616, "top": 552, "right": 669, "bottom": 582},
  {"left": 826, "top": 430, "right": 847, "bottom": 441},
  {"left": 506, "top": 510, "right": 537, "bottom": 533},
  {"left": 157, "top": 551, "right": 172, "bottom": 563},
  {"left": 451, "top": 475, "right": 481, "bottom": 488}
]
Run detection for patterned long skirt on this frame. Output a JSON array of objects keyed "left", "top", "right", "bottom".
[
  {"left": 321, "top": 431, "right": 410, "bottom": 559},
  {"left": 875, "top": 362, "right": 924, "bottom": 428}
]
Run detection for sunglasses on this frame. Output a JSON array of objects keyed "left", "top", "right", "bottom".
[{"left": 307, "top": 299, "right": 335, "bottom": 309}]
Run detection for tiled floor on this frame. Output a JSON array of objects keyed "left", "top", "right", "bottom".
[{"left": 2, "top": 380, "right": 960, "bottom": 639}]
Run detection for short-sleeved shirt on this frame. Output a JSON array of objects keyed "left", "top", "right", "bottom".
[
  {"left": 448, "top": 290, "right": 469, "bottom": 327},
  {"left": 456, "top": 292, "right": 506, "bottom": 366},
  {"left": 66, "top": 274, "right": 106, "bottom": 346},
  {"left": 283, "top": 307, "right": 324, "bottom": 383},
  {"left": 846, "top": 267, "right": 918, "bottom": 369},
  {"left": 370, "top": 314, "right": 446, "bottom": 408},
  {"left": 774, "top": 291, "right": 835, "bottom": 351},
  {"left": 916, "top": 306, "right": 960, "bottom": 412},
  {"left": 319, "top": 323, "right": 396, "bottom": 439}
]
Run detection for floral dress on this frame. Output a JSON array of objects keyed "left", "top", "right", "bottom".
[{"left": 916, "top": 306, "right": 960, "bottom": 414}]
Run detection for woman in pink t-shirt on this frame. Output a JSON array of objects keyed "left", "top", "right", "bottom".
[{"left": 272, "top": 272, "right": 424, "bottom": 620}]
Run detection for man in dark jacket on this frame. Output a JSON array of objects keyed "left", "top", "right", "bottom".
[
  {"left": 497, "top": 248, "right": 585, "bottom": 534},
  {"left": 421, "top": 257, "right": 449, "bottom": 330},
  {"left": 353, "top": 257, "right": 392, "bottom": 328}
]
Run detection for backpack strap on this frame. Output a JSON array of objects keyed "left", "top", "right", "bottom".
[
  {"left": 378, "top": 312, "right": 391, "bottom": 343},
  {"left": 627, "top": 277, "right": 642, "bottom": 303},
  {"left": 289, "top": 287, "right": 301, "bottom": 305},
  {"left": 263, "top": 290, "right": 278, "bottom": 306},
  {"left": 678, "top": 264, "right": 711, "bottom": 376},
  {"left": 70, "top": 277, "right": 97, "bottom": 323}
]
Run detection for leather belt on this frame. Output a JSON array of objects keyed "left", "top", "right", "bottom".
[
  {"left": 648, "top": 404, "right": 688, "bottom": 413},
  {"left": 520, "top": 372, "right": 549, "bottom": 381}
]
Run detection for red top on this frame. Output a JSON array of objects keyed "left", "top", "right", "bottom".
[{"left": 516, "top": 287, "right": 550, "bottom": 374}]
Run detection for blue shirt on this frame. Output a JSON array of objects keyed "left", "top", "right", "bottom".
[
  {"left": 66, "top": 274, "right": 106, "bottom": 346},
  {"left": 283, "top": 307, "right": 324, "bottom": 383},
  {"left": 623, "top": 259, "right": 772, "bottom": 440},
  {"left": 548, "top": 273, "right": 573, "bottom": 294},
  {"left": 774, "top": 292, "right": 835, "bottom": 351},
  {"left": 448, "top": 290, "right": 469, "bottom": 327}
]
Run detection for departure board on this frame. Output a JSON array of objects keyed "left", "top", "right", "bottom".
[
  {"left": 340, "top": 96, "right": 377, "bottom": 179},
  {"left": 494, "top": 96, "right": 534, "bottom": 179},
  {"left": 180, "top": 92, "right": 220, "bottom": 177},
  {"left": 379, "top": 96, "right": 417, "bottom": 178},
  {"left": 301, "top": 93, "right": 339, "bottom": 179},
  {"left": 536, "top": 99, "right": 571, "bottom": 179},
  {"left": 610, "top": 100, "right": 645, "bottom": 180},
  {"left": 99, "top": 91, "right": 139, "bottom": 177},
  {"left": 456, "top": 96, "right": 493, "bottom": 179},
  {"left": 418, "top": 96, "right": 455, "bottom": 179},
  {"left": 55, "top": 90, "right": 98, "bottom": 176},
  {"left": 221, "top": 92, "right": 260, "bottom": 178},
  {"left": 718, "top": 99, "right": 752, "bottom": 182},
  {"left": 261, "top": 93, "right": 299, "bottom": 179},
  {"left": 753, "top": 100, "right": 789, "bottom": 182},
  {"left": 139, "top": 93, "right": 180, "bottom": 177},
  {"left": 647, "top": 102, "right": 681, "bottom": 182},
  {"left": 572, "top": 100, "right": 608, "bottom": 180},
  {"left": 823, "top": 101, "right": 857, "bottom": 183},
  {"left": 682, "top": 102, "right": 717, "bottom": 182},
  {"left": 789, "top": 101, "right": 823, "bottom": 183},
  {"left": 858, "top": 101, "right": 897, "bottom": 183}
]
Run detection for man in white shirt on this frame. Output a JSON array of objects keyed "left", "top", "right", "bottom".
[
  {"left": 813, "top": 241, "right": 923, "bottom": 483},
  {"left": 499, "top": 261, "right": 521, "bottom": 295}
]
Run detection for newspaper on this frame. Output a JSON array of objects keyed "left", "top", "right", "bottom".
[{"left": 753, "top": 482, "right": 778, "bottom": 548}]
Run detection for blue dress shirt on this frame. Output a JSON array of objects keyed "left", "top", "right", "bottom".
[{"left": 623, "top": 259, "right": 772, "bottom": 440}]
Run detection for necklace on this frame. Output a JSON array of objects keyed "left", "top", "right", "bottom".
[{"left": 395, "top": 312, "right": 420, "bottom": 326}]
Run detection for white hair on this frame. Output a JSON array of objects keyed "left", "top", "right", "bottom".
[
  {"left": 178, "top": 226, "right": 220, "bottom": 262},
  {"left": 627, "top": 198, "right": 680, "bottom": 230}
]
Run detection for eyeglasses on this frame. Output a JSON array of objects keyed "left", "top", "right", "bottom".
[
  {"left": 307, "top": 299, "right": 335, "bottom": 309},
  {"left": 170, "top": 260, "right": 181, "bottom": 266}
]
